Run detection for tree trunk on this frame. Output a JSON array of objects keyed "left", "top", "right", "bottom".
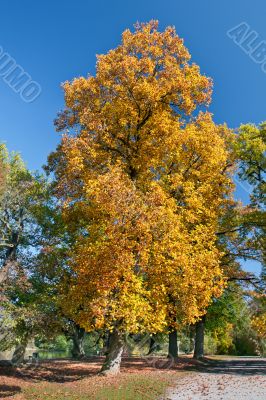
[
  {"left": 71, "top": 325, "right": 86, "bottom": 359},
  {"left": 189, "top": 326, "right": 195, "bottom": 353},
  {"left": 193, "top": 317, "right": 205, "bottom": 360},
  {"left": 100, "top": 330, "right": 124, "bottom": 375},
  {"left": 147, "top": 335, "right": 156, "bottom": 355},
  {"left": 103, "top": 331, "right": 110, "bottom": 354},
  {"left": 11, "top": 338, "right": 28, "bottom": 366},
  {"left": 168, "top": 329, "right": 178, "bottom": 359}
]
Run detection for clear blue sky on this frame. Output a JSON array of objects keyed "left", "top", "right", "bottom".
[{"left": 0, "top": 0, "right": 263, "bottom": 273}]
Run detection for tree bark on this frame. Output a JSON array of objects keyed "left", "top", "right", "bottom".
[
  {"left": 100, "top": 330, "right": 124, "bottom": 375},
  {"left": 103, "top": 331, "right": 110, "bottom": 354},
  {"left": 71, "top": 324, "right": 86, "bottom": 359},
  {"left": 147, "top": 335, "right": 157, "bottom": 355},
  {"left": 193, "top": 317, "right": 205, "bottom": 360},
  {"left": 11, "top": 338, "right": 28, "bottom": 365},
  {"left": 168, "top": 329, "right": 178, "bottom": 359},
  {"left": 189, "top": 326, "right": 195, "bottom": 353}
]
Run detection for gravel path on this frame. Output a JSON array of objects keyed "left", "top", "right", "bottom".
[{"left": 165, "top": 357, "right": 266, "bottom": 400}]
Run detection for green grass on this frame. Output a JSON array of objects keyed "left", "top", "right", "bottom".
[
  {"left": 24, "top": 374, "right": 174, "bottom": 400},
  {"left": 95, "top": 376, "right": 171, "bottom": 400}
]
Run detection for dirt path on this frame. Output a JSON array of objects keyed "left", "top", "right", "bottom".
[{"left": 165, "top": 357, "right": 266, "bottom": 400}]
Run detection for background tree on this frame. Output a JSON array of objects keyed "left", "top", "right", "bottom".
[
  {"left": 0, "top": 145, "right": 6, "bottom": 197},
  {"left": 235, "top": 122, "right": 265, "bottom": 350},
  {"left": 193, "top": 121, "right": 266, "bottom": 359},
  {"left": 0, "top": 145, "right": 63, "bottom": 363}
]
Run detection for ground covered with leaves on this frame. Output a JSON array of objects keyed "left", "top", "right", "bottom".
[
  {"left": 0, "top": 356, "right": 193, "bottom": 399},
  {"left": 1, "top": 356, "right": 266, "bottom": 399}
]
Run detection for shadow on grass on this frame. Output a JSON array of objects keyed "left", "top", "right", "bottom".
[
  {"left": 1, "top": 356, "right": 263, "bottom": 386},
  {"left": 0, "top": 356, "right": 196, "bottom": 385},
  {"left": 0, "top": 384, "right": 21, "bottom": 398},
  {"left": 0, "top": 358, "right": 102, "bottom": 383}
]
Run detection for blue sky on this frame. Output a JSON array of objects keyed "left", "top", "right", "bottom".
[{"left": 0, "top": 0, "right": 264, "bottom": 273}]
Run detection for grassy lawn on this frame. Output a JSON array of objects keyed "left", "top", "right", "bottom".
[{"left": 24, "top": 373, "right": 177, "bottom": 400}]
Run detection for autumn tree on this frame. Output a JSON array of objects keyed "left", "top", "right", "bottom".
[
  {"left": 236, "top": 122, "right": 265, "bottom": 206},
  {"left": 193, "top": 121, "right": 266, "bottom": 359},
  {"left": 235, "top": 122, "right": 266, "bottom": 349},
  {"left": 32, "top": 205, "right": 89, "bottom": 359},
  {"left": 161, "top": 116, "right": 234, "bottom": 359},
  {"left": 0, "top": 146, "right": 6, "bottom": 196},
  {"left": 0, "top": 146, "right": 7, "bottom": 260},
  {"left": 0, "top": 144, "right": 35, "bottom": 287},
  {"left": 0, "top": 145, "right": 63, "bottom": 363},
  {"left": 48, "top": 21, "right": 233, "bottom": 374}
]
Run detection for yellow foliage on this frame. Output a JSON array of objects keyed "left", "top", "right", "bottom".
[
  {"left": 251, "top": 314, "right": 266, "bottom": 339},
  {"left": 50, "top": 21, "right": 234, "bottom": 334}
]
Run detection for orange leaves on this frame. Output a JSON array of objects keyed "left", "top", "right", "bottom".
[
  {"left": 50, "top": 21, "right": 235, "bottom": 335},
  {"left": 54, "top": 21, "right": 213, "bottom": 186}
]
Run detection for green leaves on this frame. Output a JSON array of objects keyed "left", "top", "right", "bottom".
[{"left": 235, "top": 122, "right": 266, "bottom": 207}]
